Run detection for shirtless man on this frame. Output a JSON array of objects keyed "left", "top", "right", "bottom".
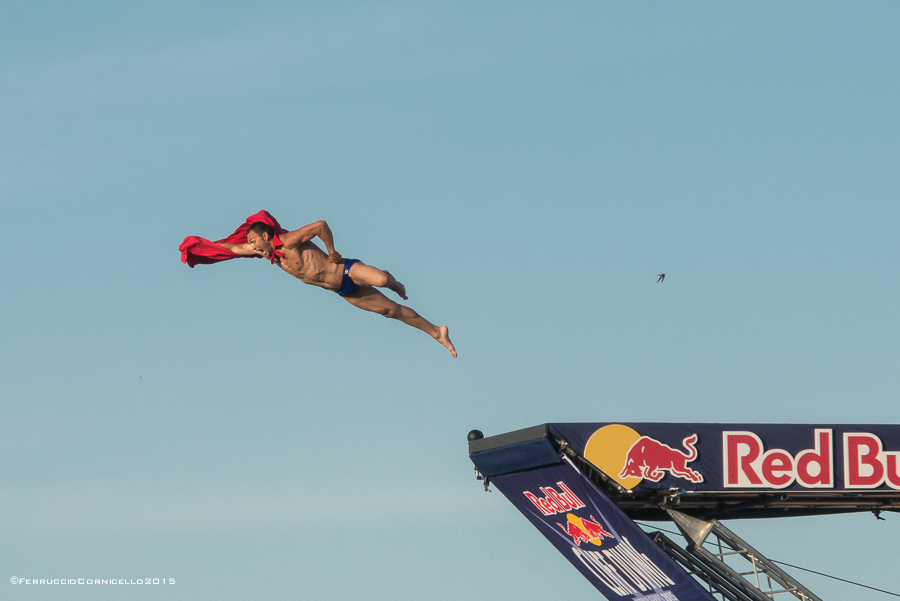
[{"left": 219, "top": 219, "right": 457, "bottom": 358}]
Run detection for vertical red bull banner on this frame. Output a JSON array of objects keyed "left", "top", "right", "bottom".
[{"left": 490, "top": 458, "right": 716, "bottom": 601}]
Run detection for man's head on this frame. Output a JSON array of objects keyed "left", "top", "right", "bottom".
[{"left": 246, "top": 221, "right": 276, "bottom": 256}]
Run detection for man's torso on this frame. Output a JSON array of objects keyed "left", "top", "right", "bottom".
[{"left": 273, "top": 241, "right": 344, "bottom": 290}]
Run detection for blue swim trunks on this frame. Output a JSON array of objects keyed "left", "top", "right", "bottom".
[{"left": 336, "top": 259, "right": 360, "bottom": 297}]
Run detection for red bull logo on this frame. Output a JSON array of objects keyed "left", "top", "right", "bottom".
[
  {"left": 523, "top": 482, "right": 586, "bottom": 516},
  {"left": 619, "top": 433, "right": 704, "bottom": 484},
  {"left": 583, "top": 425, "right": 705, "bottom": 490},
  {"left": 557, "top": 513, "right": 614, "bottom": 547}
]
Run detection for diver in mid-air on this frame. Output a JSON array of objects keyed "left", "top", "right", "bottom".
[{"left": 179, "top": 211, "right": 456, "bottom": 358}]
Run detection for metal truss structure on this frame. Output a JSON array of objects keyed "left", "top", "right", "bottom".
[{"left": 649, "top": 510, "right": 822, "bottom": 601}]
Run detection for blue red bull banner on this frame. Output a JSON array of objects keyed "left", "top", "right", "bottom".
[
  {"left": 490, "top": 458, "right": 716, "bottom": 601},
  {"left": 547, "top": 423, "right": 900, "bottom": 493}
]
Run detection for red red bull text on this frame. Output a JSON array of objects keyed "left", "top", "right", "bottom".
[
  {"left": 844, "top": 432, "right": 900, "bottom": 489},
  {"left": 619, "top": 434, "right": 704, "bottom": 483},
  {"left": 523, "top": 482, "right": 586, "bottom": 516},
  {"left": 724, "top": 429, "right": 833, "bottom": 488}
]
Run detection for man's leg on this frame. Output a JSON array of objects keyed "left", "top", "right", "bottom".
[
  {"left": 347, "top": 262, "right": 407, "bottom": 300},
  {"left": 343, "top": 287, "right": 456, "bottom": 358}
]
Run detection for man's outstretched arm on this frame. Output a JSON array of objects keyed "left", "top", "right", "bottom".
[
  {"left": 281, "top": 220, "right": 342, "bottom": 262},
  {"left": 180, "top": 235, "right": 264, "bottom": 267},
  {"left": 218, "top": 241, "right": 264, "bottom": 257}
]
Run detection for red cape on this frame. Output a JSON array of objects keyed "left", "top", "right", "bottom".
[{"left": 179, "top": 210, "right": 288, "bottom": 268}]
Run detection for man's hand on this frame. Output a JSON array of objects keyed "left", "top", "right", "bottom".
[
  {"left": 329, "top": 251, "right": 343, "bottom": 264},
  {"left": 220, "top": 241, "right": 265, "bottom": 257}
]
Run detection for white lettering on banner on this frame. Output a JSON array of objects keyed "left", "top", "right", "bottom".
[
  {"left": 642, "top": 594, "right": 678, "bottom": 601},
  {"left": 723, "top": 429, "right": 833, "bottom": 489},
  {"left": 844, "top": 433, "right": 900, "bottom": 489},
  {"left": 572, "top": 536, "right": 675, "bottom": 596}
]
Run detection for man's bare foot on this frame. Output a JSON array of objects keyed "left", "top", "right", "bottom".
[
  {"left": 385, "top": 271, "right": 407, "bottom": 300},
  {"left": 436, "top": 325, "right": 457, "bottom": 358}
]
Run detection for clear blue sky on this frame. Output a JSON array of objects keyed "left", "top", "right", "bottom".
[{"left": 2, "top": 2, "right": 899, "bottom": 599}]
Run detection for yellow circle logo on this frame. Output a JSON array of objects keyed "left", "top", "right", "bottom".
[{"left": 583, "top": 424, "right": 643, "bottom": 490}]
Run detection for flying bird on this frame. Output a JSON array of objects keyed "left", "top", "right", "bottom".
[{"left": 657, "top": 274, "right": 665, "bottom": 283}]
